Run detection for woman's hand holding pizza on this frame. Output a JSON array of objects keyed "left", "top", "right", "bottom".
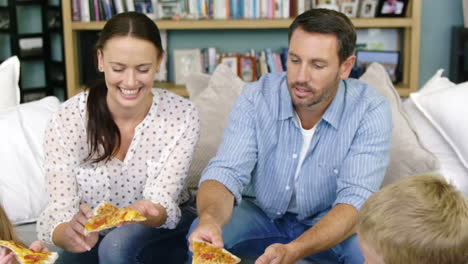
[
  {"left": 60, "top": 204, "right": 99, "bottom": 253},
  {"left": 123, "top": 200, "right": 160, "bottom": 227}
]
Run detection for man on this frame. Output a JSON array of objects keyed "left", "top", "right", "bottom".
[{"left": 188, "top": 8, "right": 392, "bottom": 264}]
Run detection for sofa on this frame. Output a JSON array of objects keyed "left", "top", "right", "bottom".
[{"left": 1, "top": 56, "right": 467, "bottom": 262}]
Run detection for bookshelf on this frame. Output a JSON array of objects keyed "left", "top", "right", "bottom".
[{"left": 62, "top": 0, "right": 421, "bottom": 98}]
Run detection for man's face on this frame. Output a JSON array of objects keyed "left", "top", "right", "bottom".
[{"left": 286, "top": 28, "right": 354, "bottom": 111}]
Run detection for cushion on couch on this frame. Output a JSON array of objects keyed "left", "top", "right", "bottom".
[
  {"left": 403, "top": 70, "right": 468, "bottom": 196},
  {"left": 0, "top": 56, "right": 21, "bottom": 108},
  {"left": 359, "top": 63, "right": 439, "bottom": 186},
  {"left": 0, "top": 96, "right": 61, "bottom": 224},
  {"left": 185, "top": 64, "right": 246, "bottom": 189}
]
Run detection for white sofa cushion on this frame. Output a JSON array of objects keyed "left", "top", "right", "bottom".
[
  {"left": 0, "top": 96, "right": 61, "bottom": 224},
  {"left": 411, "top": 81, "right": 468, "bottom": 169},
  {"left": 0, "top": 56, "right": 21, "bottom": 108},
  {"left": 185, "top": 64, "right": 245, "bottom": 189},
  {"left": 359, "top": 63, "right": 439, "bottom": 186},
  {"left": 404, "top": 70, "right": 468, "bottom": 195}
]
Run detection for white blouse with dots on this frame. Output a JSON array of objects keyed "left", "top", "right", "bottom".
[{"left": 37, "top": 88, "right": 200, "bottom": 244}]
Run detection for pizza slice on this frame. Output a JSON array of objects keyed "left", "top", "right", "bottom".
[
  {"left": 192, "top": 239, "right": 241, "bottom": 264},
  {"left": 0, "top": 240, "right": 58, "bottom": 264},
  {"left": 84, "top": 201, "right": 147, "bottom": 235}
]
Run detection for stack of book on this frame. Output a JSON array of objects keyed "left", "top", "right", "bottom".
[
  {"left": 72, "top": 0, "right": 301, "bottom": 21},
  {"left": 173, "top": 47, "right": 288, "bottom": 85}
]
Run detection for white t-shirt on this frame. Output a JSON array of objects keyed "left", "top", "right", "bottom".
[{"left": 287, "top": 112, "right": 317, "bottom": 213}]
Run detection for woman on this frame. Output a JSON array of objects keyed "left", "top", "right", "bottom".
[
  {"left": 37, "top": 12, "right": 199, "bottom": 263},
  {"left": 0, "top": 205, "right": 48, "bottom": 264}
]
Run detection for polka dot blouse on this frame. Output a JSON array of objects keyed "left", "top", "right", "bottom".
[{"left": 37, "top": 89, "right": 200, "bottom": 244}]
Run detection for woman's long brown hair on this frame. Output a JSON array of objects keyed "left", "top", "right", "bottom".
[
  {"left": 0, "top": 205, "right": 24, "bottom": 246},
  {"left": 86, "top": 12, "right": 164, "bottom": 163}
]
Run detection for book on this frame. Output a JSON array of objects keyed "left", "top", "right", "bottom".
[
  {"left": 81, "top": 0, "right": 91, "bottom": 21},
  {"left": 72, "top": 0, "right": 81, "bottom": 21},
  {"left": 113, "top": 0, "right": 125, "bottom": 14},
  {"left": 125, "top": 0, "right": 135, "bottom": 11},
  {"left": 464, "top": 0, "right": 468, "bottom": 28}
]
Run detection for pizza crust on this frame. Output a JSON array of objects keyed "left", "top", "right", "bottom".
[{"left": 0, "top": 240, "right": 58, "bottom": 264}]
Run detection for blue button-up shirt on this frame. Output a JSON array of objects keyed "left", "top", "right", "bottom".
[{"left": 200, "top": 72, "right": 392, "bottom": 224}]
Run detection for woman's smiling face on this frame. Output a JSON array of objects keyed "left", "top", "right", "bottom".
[{"left": 97, "top": 35, "right": 161, "bottom": 110}]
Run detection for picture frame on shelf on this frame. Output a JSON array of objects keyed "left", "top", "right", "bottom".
[
  {"left": 355, "top": 50, "right": 401, "bottom": 83},
  {"left": 173, "top": 48, "right": 202, "bottom": 85},
  {"left": 239, "top": 55, "right": 257, "bottom": 82},
  {"left": 314, "top": 0, "right": 339, "bottom": 11},
  {"left": 376, "top": 0, "right": 409, "bottom": 17},
  {"left": 359, "top": 0, "right": 378, "bottom": 18},
  {"left": 159, "top": 2, "right": 181, "bottom": 19},
  {"left": 219, "top": 55, "right": 239, "bottom": 77},
  {"left": 340, "top": 0, "right": 359, "bottom": 18}
]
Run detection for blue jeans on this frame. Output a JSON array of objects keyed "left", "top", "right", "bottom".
[
  {"left": 187, "top": 199, "right": 364, "bottom": 264},
  {"left": 56, "top": 206, "right": 196, "bottom": 264}
]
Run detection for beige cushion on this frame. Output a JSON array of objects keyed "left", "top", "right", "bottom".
[
  {"left": 186, "top": 64, "right": 246, "bottom": 189},
  {"left": 359, "top": 63, "right": 439, "bottom": 187}
]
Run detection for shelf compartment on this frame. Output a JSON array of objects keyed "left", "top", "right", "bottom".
[{"left": 71, "top": 17, "right": 414, "bottom": 31}]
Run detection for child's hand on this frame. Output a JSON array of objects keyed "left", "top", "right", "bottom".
[
  {"left": 0, "top": 247, "right": 16, "bottom": 264},
  {"left": 29, "top": 241, "right": 48, "bottom": 253}
]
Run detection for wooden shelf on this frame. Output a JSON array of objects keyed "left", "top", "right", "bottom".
[
  {"left": 158, "top": 82, "right": 411, "bottom": 98},
  {"left": 62, "top": 0, "right": 421, "bottom": 98},
  {"left": 71, "top": 17, "right": 414, "bottom": 31}
]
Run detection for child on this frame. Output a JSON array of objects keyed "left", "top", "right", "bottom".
[
  {"left": 0, "top": 205, "right": 48, "bottom": 264},
  {"left": 358, "top": 174, "right": 468, "bottom": 264}
]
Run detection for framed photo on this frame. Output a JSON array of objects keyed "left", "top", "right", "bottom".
[
  {"left": 173, "top": 48, "right": 202, "bottom": 85},
  {"left": 239, "top": 55, "right": 257, "bottom": 82},
  {"left": 376, "top": 0, "right": 409, "bottom": 17},
  {"left": 355, "top": 50, "right": 401, "bottom": 83},
  {"left": 314, "top": 0, "right": 339, "bottom": 11},
  {"left": 340, "top": 1, "right": 359, "bottom": 18},
  {"left": 359, "top": 0, "right": 378, "bottom": 18},
  {"left": 159, "top": 2, "right": 181, "bottom": 19},
  {"left": 219, "top": 56, "right": 239, "bottom": 77}
]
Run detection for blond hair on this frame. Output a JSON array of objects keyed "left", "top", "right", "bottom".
[
  {"left": 0, "top": 204, "right": 24, "bottom": 246},
  {"left": 358, "top": 174, "right": 468, "bottom": 264}
]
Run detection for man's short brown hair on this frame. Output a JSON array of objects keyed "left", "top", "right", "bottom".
[{"left": 358, "top": 174, "right": 468, "bottom": 264}]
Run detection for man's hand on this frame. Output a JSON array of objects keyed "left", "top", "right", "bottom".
[
  {"left": 188, "top": 217, "right": 224, "bottom": 252},
  {"left": 255, "top": 243, "right": 299, "bottom": 264},
  {"left": 53, "top": 203, "right": 99, "bottom": 253},
  {"left": 0, "top": 247, "right": 15, "bottom": 264}
]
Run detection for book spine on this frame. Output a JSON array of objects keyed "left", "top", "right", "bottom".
[
  {"left": 72, "top": 0, "right": 81, "bottom": 21},
  {"left": 89, "top": 0, "right": 96, "bottom": 21},
  {"left": 81, "top": 0, "right": 91, "bottom": 21},
  {"left": 94, "top": 0, "right": 100, "bottom": 20},
  {"left": 125, "top": 0, "right": 135, "bottom": 11},
  {"left": 113, "top": 0, "right": 125, "bottom": 14}
]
